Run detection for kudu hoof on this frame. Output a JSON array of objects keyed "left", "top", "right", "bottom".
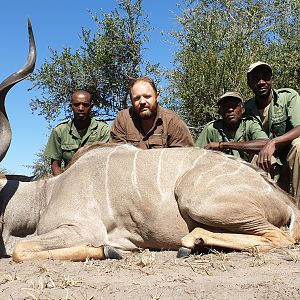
[
  {"left": 177, "top": 247, "right": 192, "bottom": 258},
  {"left": 103, "top": 245, "right": 122, "bottom": 260}
]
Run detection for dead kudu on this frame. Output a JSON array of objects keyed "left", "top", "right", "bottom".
[{"left": 0, "top": 23, "right": 300, "bottom": 263}]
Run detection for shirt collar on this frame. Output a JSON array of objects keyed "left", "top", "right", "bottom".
[{"left": 68, "top": 117, "right": 95, "bottom": 137}]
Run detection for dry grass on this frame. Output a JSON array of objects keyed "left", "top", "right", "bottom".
[
  {"left": 0, "top": 246, "right": 299, "bottom": 299},
  {"left": 0, "top": 271, "right": 19, "bottom": 284}
]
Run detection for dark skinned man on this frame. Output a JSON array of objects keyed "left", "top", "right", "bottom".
[
  {"left": 45, "top": 90, "right": 110, "bottom": 176},
  {"left": 196, "top": 91, "right": 268, "bottom": 162},
  {"left": 245, "top": 61, "right": 300, "bottom": 205}
]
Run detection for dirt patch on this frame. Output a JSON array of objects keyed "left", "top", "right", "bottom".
[{"left": 1, "top": 246, "right": 300, "bottom": 299}]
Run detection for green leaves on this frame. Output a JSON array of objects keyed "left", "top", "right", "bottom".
[
  {"left": 167, "top": 0, "right": 300, "bottom": 134},
  {"left": 24, "top": 148, "right": 52, "bottom": 179},
  {"left": 29, "top": 0, "right": 159, "bottom": 124}
]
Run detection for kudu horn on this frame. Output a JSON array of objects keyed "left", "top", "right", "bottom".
[{"left": 0, "top": 18, "right": 36, "bottom": 162}]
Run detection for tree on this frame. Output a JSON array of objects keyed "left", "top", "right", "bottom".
[
  {"left": 25, "top": 148, "right": 52, "bottom": 180},
  {"left": 29, "top": 0, "right": 160, "bottom": 123},
  {"left": 167, "top": 0, "right": 300, "bottom": 136},
  {"left": 27, "top": 0, "right": 162, "bottom": 178}
]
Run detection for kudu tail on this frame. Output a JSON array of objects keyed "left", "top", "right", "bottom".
[{"left": 0, "top": 18, "right": 36, "bottom": 162}]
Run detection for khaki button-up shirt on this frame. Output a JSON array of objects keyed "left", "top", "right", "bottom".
[
  {"left": 195, "top": 117, "right": 268, "bottom": 161},
  {"left": 245, "top": 88, "right": 300, "bottom": 138},
  {"left": 110, "top": 106, "right": 194, "bottom": 149},
  {"left": 245, "top": 88, "right": 300, "bottom": 164},
  {"left": 45, "top": 117, "right": 110, "bottom": 165}
]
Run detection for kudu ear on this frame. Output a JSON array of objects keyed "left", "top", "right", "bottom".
[{"left": 0, "top": 18, "right": 36, "bottom": 162}]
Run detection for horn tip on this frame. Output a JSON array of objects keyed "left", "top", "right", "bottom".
[{"left": 27, "top": 18, "right": 32, "bottom": 30}]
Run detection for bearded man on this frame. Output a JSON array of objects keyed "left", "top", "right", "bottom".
[{"left": 110, "top": 76, "right": 194, "bottom": 149}]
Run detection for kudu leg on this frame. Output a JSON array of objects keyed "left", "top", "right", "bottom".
[
  {"left": 12, "top": 228, "right": 122, "bottom": 262},
  {"left": 180, "top": 227, "right": 295, "bottom": 254},
  {"left": 13, "top": 242, "right": 105, "bottom": 262}
]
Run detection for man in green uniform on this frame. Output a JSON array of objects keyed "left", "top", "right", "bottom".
[
  {"left": 245, "top": 61, "right": 300, "bottom": 204},
  {"left": 45, "top": 90, "right": 110, "bottom": 176},
  {"left": 196, "top": 91, "right": 268, "bottom": 162}
]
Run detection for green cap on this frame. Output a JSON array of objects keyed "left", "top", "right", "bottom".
[
  {"left": 217, "top": 91, "right": 243, "bottom": 105},
  {"left": 247, "top": 61, "right": 272, "bottom": 74}
]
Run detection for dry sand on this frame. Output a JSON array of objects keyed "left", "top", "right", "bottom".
[{"left": 1, "top": 245, "right": 299, "bottom": 299}]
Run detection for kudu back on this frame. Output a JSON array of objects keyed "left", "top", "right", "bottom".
[{"left": 2, "top": 144, "right": 300, "bottom": 262}]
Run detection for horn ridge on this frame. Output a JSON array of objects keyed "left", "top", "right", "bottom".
[{"left": 0, "top": 18, "right": 36, "bottom": 162}]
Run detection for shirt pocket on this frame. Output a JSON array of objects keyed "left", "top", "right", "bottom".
[
  {"left": 148, "top": 133, "right": 167, "bottom": 148},
  {"left": 271, "top": 114, "right": 287, "bottom": 137},
  {"left": 125, "top": 134, "right": 141, "bottom": 147},
  {"left": 86, "top": 131, "right": 100, "bottom": 143},
  {"left": 61, "top": 143, "right": 79, "bottom": 164}
]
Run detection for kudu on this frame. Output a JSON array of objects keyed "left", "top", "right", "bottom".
[{"left": 0, "top": 21, "right": 300, "bottom": 263}]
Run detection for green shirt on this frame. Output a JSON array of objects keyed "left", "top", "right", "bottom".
[
  {"left": 45, "top": 117, "right": 110, "bottom": 165},
  {"left": 244, "top": 88, "right": 300, "bottom": 138},
  {"left": 245, "top": 88, "right": 300, "bottom": 163},
  {"left": 195, "top": 117, "right": 268, "bottom": 161}
]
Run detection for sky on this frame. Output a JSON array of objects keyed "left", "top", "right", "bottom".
[{"left": 0, "top": 0, "right": 183, "bottom": 175}]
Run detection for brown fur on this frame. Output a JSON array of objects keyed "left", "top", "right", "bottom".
[{"left": 1, "top": 145, "right": 299, "bottom": 262}]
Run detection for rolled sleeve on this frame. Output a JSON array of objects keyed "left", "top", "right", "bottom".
[
  {"left": 195, "top": 127, "right": 210, "bottom": 148},
  {"left": 95, "top": 122, "right": 110, "bottom": 143},
  {"left": 44, "top": 129, "right": 63, "bottom": 160},
  {"left": 287, "top": 91, "right": 300, "bottom": 127},
  {"left": 195, "top": 123, "right": 219, "bottom": 148},
  {"left": 249, "top": 119, "right": 269, "bottom": 140}
]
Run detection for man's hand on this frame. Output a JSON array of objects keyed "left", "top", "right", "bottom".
[
  {"left": 51, "top": 159, "right": 63, "bottom": 176},
  {"left": 257, "top": 140, "right": 276, "bottom": 171}
]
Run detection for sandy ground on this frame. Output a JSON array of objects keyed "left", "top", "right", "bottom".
[{"left": 0, "top": 245, "right": 299, "bottom": 300}]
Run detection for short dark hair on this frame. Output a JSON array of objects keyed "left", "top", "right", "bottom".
[
  {"left": 71, "top": 90, "right": 92, "bottom": 104},
  {"left": 129, "top": 76, "right": 158, "bottom": 99}
]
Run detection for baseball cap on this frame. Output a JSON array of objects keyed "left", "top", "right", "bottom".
[
  {"left": 247, "top": 61, "right": 273, "bottom": 74},
  {"left": 217, "top": 91, "right": 243, "bottom": 105}
]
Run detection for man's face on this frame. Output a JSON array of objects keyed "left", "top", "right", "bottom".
[
  {"left": 219, "top": 98, "right": 245, "bottom": 126},
  {"left": 247, "top": 67, "right": 273, "bottom": 98},
  {"left": 71, "top": 93, "right": 92, "bottom": 121},
  {"left": 130, "top": 81, "right": 159, "bottom": 120}
]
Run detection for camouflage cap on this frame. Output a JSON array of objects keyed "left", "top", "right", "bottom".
[
  {"left": 247, "top": 61, "right": 273, "bottom": 74},
  {"left": 217, "top": 91, "right": 243, "bottom": 105}
]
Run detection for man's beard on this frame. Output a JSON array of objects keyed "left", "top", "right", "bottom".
[{"left": 138, "top": 109, "right": 155, "bottom": 120}]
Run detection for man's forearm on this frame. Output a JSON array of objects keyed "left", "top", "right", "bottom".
[
  {"left": 219, "top": 139, "right": 269, "bottom": 153},
  {"left": 273, "top": 125, "right": 300, "bottom": 149}
]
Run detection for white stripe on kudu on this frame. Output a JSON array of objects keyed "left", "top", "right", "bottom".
[
  {"left": 131, "top": 150, "right": 142, "bottom": 201},
  {"left": 1, "top": 144, "right": 299, "bottom": 262}
]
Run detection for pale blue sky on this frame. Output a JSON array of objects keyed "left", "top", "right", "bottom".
[{"left": 0, "top": 0, "right": 183, "bottom": 175}]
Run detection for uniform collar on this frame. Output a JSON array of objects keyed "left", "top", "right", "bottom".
[
  {"left": 215, "top": 119, "right": 246, "bottom": 142},
  {"left": 68, "top": 117, "right": 96, "bottom": 138}
]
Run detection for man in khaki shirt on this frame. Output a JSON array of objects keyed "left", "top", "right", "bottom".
[
  {"left": 45, "top": 90, "right": 110, "bottom": 176},
  {"left": 245, "top": 61, "right": 300, "bottom": 205},
  {"left": 196, "top": 92, "right": 268, "bottom": 162},
  {"left": 110, "top": 76, "right": 194, "bottom": 149}
]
